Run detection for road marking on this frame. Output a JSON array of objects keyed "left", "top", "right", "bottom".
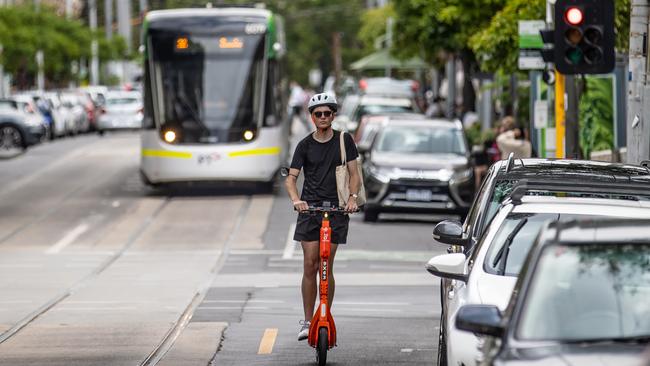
[
  {"left": 203, "top": 300, "right": 284, "bottom": 304},
  {"left": 257, "top": 328, "right": 278, "bottom": 354},
  {"left": 230, "top": 249, "right": 283, "bottom": 255},
  {"left": 282, "top": 223, "right": 298, "bottom": 259},
  {"left": 336, "top": 301, "right": 410, "bottom": 306},
  {"left": 401, "top": 348, "right": 414, "bottom": 353},
  {"left": 45, "top": 223, "right": 90, "bottom": 254},
  {"left": 197, "top": 306, "right": 270, "bottom": 310}
]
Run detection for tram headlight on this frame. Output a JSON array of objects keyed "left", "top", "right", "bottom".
[
  {"left": 164, "top": 130, "right": 177, "bottom": 143},
  {"left": 243, "top": 130, "right": 255, "bottom": 141}
]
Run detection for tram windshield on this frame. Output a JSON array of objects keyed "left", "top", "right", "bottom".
[{"left": 149, "top": 30, "right": 265, "bottom": 143}]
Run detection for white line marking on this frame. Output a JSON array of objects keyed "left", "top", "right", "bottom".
[
  {"left": 197, "top": 306, "right": 270, "bottom": 310},
  {"left": 229, "top": 250, "right": 283, "bottom": 255},
  {"left": 401, "top": 348, "right": 414, "bottom": 353},
  {"left": 333, "top": 308, "right": 402, "bottom": 313},
  {"left": 54, "top": 307, "right": 137, "bottom": 311},
  {"left": 202, "top": 300, "right": 284, "bottom": 304},
  {"left": 45, "top": 223, "right": 89, "bottom": 254},
  {"left": 0, "top": 265, "right": 43, "bottom": 268},
  {"left": 335, "top": 301, "right": 410, "bottom": 306},
  {"left": 282, "top": 223, "right": 298, "bottom": 259}
]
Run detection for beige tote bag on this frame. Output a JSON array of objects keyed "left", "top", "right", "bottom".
[{"left": 336, "top": 132, "right": 366, "bottom": 207}]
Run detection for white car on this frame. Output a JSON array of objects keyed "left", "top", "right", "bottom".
[
  {"left": 427, "top": 192, "right": 650, "bottom": 366},
  {"left": 44, "top": 92, "right": 75, "bottom": 136},
  {"left": 60, "top": 93, "right": 90, "bottom": 133},
  {"left": 97, "top": 92, "right": 143, "bottom": 133}
]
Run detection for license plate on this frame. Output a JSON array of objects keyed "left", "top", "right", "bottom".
[{"left": 406, "top": 189, "right": 432, "bottom": 201}]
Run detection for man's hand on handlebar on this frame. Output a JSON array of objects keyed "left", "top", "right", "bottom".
[
  {"left": 345, "top": 197, "right": 358, "bottom": 213},
  {"left": 293, "top": 200, "right": 309, "bottom": 212}
]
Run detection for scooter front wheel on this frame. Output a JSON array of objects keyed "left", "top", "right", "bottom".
[{"left": 316, "top": 327, "right": 328, "bottom": 366}]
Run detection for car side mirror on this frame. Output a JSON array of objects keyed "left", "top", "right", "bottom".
[
  {"left": 425, "top": 253, "right": 467, "bottom": 282},
  {"left": 433, "top": 220, "right": 468, "bottom": 246},
  {"left": 455, "top": 305, "right": 504, "bottom": 337}
]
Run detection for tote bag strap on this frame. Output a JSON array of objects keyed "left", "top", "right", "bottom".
[{"left": 339, "top": 131, "right": 347, "bottom": 166}]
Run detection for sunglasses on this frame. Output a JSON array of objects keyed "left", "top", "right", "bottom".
[{"left": 313, "top": 111, "right": 333, "bottom": 118}]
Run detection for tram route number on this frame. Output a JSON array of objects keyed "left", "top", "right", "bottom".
[
  {"left": 245, "top": 23, "right": 266, "bottom": 35},
  {"left": 197, "top": 153, "right": 221, "bottom": 165}
]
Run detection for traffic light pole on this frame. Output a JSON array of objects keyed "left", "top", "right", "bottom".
[
  {"left": 565, "top": 75, "right": 582, "bottom": 159},
  {"left": 555, "top": 71, "right": 565, "bottom": 158}
]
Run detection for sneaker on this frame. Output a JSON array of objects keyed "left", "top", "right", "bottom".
[{"left": 298, "top": 320, "right": 310, "bottom": 341}]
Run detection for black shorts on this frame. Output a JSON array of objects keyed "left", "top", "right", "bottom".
[{"left": 293, "top": 212, "right": 350, "bottom": 244}]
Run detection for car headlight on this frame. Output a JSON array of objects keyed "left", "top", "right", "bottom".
[
  {"left": 368, "top": 164, "right": 391, "bottom": 184},
  {"left": 450, "top": 168, "right": 472, "bottom": 185}
]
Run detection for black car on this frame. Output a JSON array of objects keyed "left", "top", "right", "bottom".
[
  {"left": 361, "top": 118, "right": 474, "bottom": 222},
  {"left": 455, "top": 218, "right": 650, "bottom": 366}
]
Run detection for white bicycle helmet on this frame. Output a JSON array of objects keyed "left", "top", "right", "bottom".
[{"left": 307, "top": 93, "right": 338, "bottom": 113}]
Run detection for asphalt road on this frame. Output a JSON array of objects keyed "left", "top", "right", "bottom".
[{"left": 0, "top": 131, "right": 448, "bottom": 366}]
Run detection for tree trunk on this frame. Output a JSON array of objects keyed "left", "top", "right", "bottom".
[{"left": 460, "top": 48, "right": 476, "bottom": 116}]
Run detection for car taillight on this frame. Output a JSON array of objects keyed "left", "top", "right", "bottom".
[{"left": 359, "top": 79, "right": 368, "bottom": 91}]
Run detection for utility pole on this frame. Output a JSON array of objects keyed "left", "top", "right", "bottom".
[
  {"left": 65, "top": 0, "right": 73, "bottom": 18},
  {"left": 445, "top": 57, "right": 457, "bottom": 119},
  {"left": 0, "top": 44, "right": 4, "bottom": 98},
  {"left": 36, "top": 50, "right": 44, "bottom": 91},
  {"left": 89, "top": 0, "right": 99, "bottom": 85},
  {"left": 105, "top": 0, "right": 113, "bottom": 40},
  {"left": 385, "top": 17, "right": 393, "bottom": 78},
  {"left": 627, "top": 0, "right": 650, "bottom": 164},
  {"left": 117, "top": 0, "right": 132, "bottom": 54},
  {"left": 332, "top": 32, "right": 342, "bottom": 91}
]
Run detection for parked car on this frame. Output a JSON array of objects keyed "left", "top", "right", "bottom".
[
  {"left": 427, "top": 180, "right": 650, "bottom": 366},
  {"left": 333, "top": 93, "right": 419, "bottom": 133},
  {"left": 97, "top": 91, "right": 143, "bottom": 134},
  {"left": 60, "top": 92, "right": 90, "bottom": 133},
  {"left": 455, "top": 218, "right": 650, "bottom": 366},
  {"left": 354, "top": 112, "right": 426, "bottom": 152},
  {"left": 362, "top": 118, "right": 473, "bottom": 222},
  {"left": 43, "top": 92, "right": 74, "bottom": 137},
  {"left": 0, "top": 107, "right": 46, "bottom": 152}
]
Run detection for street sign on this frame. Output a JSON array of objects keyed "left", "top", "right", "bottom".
[
  {"left": 534, "top": 100, "right": 549, "bottom": 129},
  {"left": 518, "top": 20, "right": 546, "bottom": 70}
]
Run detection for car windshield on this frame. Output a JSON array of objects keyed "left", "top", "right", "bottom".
[
  {"left": 484, "top": 213, "right": 597, "bottom": 276},
  {"left": 359, "top": 104, "right": 412, "bottom": 118},
  {"left": 374, "top": 125, "right": 466, "bottom": 155},
  {"left": 517, "top": 243, "right": 650, "bottom": 341}
]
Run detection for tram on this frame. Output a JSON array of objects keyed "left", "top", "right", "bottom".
[{"left": 140, "top": 7, "right": 289, "bottom": 187}]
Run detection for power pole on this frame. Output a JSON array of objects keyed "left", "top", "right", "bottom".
[
  {"left": 627, "top": 0, "right": 650, "bottom": 163},
  {"left": 105, "top": 0, "right": 113, "bottom": 40},
  {"left": 332, "top": 32, "right": 342, "bottom": 91},
  {"left": 89, "top": 0, "right": 99, "bottom": 85},
  {"left": 117, "top": 0, "right": 132, "bottom": 54},
  {"left": 385, "top": 17, "right": 393, "bottom": 78}
]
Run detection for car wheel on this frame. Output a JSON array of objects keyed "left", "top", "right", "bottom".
[
  {"left": 0, "top": 125, "right": 25, "bottom": 151},
  {"left": 363, "top": 209, "right": 379, "bottom": 222},
  {"left": 437, "top": 315, "right": 448, "bottom": 366}
]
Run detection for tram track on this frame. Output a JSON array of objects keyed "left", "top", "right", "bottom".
[
  {"left": 0, "top": 197, "right": 171, "bottom": 345},
  {"left": 139, "top": 196, "right": 252, "bottom": 366}
]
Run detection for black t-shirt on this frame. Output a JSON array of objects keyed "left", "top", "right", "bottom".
[{"left": 290, "top": 130, "right": 359, "bottom": 205}]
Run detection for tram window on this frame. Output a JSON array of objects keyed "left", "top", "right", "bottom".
[
  {"left": 263, "top": 60, "right": 281, "bottom": 127},
  {"left": 143, "top": 68, "right": 155, "bottom": 129}
]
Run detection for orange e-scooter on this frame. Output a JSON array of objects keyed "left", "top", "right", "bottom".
[{"left": 301, "top": 204, "right": 355, "bottom": 366}]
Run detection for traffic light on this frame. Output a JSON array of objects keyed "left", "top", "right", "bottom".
[{"left": 553, "top": 0, "right": 615, "bottom": 74}]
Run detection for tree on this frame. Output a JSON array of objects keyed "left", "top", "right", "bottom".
[
  {"left": 0, "top": 5, "right": 127, "bottom": 89},
  {"left": 392, "top": 0, "right": 506, "bottom": 114}
]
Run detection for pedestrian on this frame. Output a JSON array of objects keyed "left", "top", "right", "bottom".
[
  {"left": 496, "top": 116, "right": 532, "bottom": 159},
  {"left": 284, "top": 92, "right": 361, "bottom": 342},
  {"left": 288, "top": 81, "right": 311, "bottom": 132}
]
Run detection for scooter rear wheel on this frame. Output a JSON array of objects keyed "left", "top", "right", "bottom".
[{"left": 316, "top": 327, "right": 328, "bottom": 366}]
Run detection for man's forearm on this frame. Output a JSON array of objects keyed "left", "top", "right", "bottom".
[{"left": 285, "top": 178, "right": 301, "bottom": 202}]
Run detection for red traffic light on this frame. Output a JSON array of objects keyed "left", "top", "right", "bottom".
[{"left": 565, "top": 7, "right": 584, "bottom": 25}]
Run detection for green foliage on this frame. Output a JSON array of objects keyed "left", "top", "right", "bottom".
[
  {"left": 358, "top": 3, "right": 395, "bottom": 54},
  {"left": 469, "top": 0, "right": 544, "bottom": 74},
  {"left": 0, "top": 5, "right": 126, "bottom": 88},
  {"left": 579, "top": 77, "right": 614, "bottom": 158},
  {"left": 469, "top": 0, "right": 630, "bottom": 74},
  {"left": 392, "top": 0, "right": 505, "bottom": 63}
]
